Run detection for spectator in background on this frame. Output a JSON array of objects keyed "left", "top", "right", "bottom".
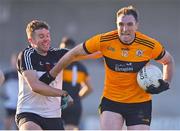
[
  {"left": 59, "top": 37, "right": 93, "bottom": 130},
  {"left": 0, "top": 53, "right": 18, "bottom": 130}
]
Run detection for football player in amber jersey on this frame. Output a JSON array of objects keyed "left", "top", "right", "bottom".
[{"left": 49, "top": 5, "right": 175, "bottom": 130}]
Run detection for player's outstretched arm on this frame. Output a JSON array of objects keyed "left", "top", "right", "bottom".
[{"left": 49, "top": 44, "right": 88, "bottom": 78}]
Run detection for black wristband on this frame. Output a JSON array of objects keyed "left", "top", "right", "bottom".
[{"left": 39, "top": 72, "right": 55, "bottom": 85}]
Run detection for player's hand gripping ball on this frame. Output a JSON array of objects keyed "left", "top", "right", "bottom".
[{"left": 137, "top": 64, "right": 169, "bottom": 94}]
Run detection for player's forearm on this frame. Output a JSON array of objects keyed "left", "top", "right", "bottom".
[
  {"left": 50, "top": 50, "right": 77, "bottom": 78},
  {"left": 30, "top": 81, "right": 67, "bottom": 97},
  {"left": 23, "top": 70, "right": 67, "bottom": 97},
  {"left": 50, "top": 44, "right": 87, "bottom": 78},
  {"left": 163, "top": 56, "right": 175, "bottom": 84},
  {"left": 79, "top": 80, "right": 93, "bottom": 98},
  {"left": 79, "top": 87, "right": 92, "bottom": 99}
]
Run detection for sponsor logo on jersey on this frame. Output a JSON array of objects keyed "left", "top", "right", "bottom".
[
  {"left": 115, "top": 62, "right": 133, "bottom": 72},
  {"left": 39, "top": 61, "right": 43, "bottom": 66}
]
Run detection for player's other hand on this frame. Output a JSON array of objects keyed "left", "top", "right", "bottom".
[
  {"left": 146, "top": 79, "right": 170, "bottom": 94},
  {"left": 61, "top": 92, "right": 74, "bottom": 109}
]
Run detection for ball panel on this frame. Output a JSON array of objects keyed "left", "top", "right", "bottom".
[{"left": 137, "top": 64, "right": 162, "bottom": 90}]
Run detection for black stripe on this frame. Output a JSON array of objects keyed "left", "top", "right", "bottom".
[
  {"left": 155, "top": 49, "right": 166, "bottom": 60},
  {"left": 82, "top": 42, "right": 91, "bottom": 54},
  {"left": 100, "top": 37, "right": 119, "bottom": 42},
  {"left": 135, "top": 39, "right": 154, "bottom": 49},
  {"left": 104, "top": 56, "right": 149, "bottom": 73},
  {"left": 101, "top": 33, "right": 118, "bottom": 39},
  {"left": 101, "top": 35, "right": 119, "bottom": 40},
  {"left": 135, "top": 37, "right": 155, "bottom": 47}
]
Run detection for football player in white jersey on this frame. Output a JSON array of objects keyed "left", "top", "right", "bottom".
[{"left": 16, "top": 20, "right": 73, "bottom": 130}]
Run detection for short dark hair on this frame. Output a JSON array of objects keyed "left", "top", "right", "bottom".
[
  {"left": 26, "top": 20, "right": 50, "bottom": 39},
  {"left": 116, "top": 5, "right": 139, "bottom": 22},
  {"left": 60, "top": 37, "right": 76, "bottom": 49}
]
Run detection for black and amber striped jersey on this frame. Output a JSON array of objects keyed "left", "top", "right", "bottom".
[
  {"left": 83, "top": 30, "right": 165, "bottom": 103},
  {"left": 62, "top": 62, "right": 88, "bottom": 102}
]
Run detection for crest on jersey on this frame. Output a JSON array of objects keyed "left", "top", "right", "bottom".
[
  {"left": 121, "top": 48, "right": 129, "bottom": 57},
  {"left": 136, "top": 49, "right": 143, "bottom": 57}
]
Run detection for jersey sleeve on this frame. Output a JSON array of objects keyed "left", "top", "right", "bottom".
[
  {"left": 151, "top": 40, "right": 166, "bottom": 60},
  {"left": 56, "top": 48, "right": 69, "bottom": 59},
  {"left": 83, "top": 34, "right": 101, "bottom": 54},
  {"left": 17, "top": 49, "right": 35, "bottom": 74}
]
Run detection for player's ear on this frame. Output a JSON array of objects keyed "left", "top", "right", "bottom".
[{"left": 28, "top": 38, "right": 32, "bottom": 43}]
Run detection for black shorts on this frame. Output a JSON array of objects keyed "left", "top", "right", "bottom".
[
  {"left": 15, "top": 112, "right": 64, "bottom": 130},
  {"left": 99, "top": 97, "right": 152, "bottom": 126},
  {"left": 62, "top": 102, "right": 82, "bottom": 126},
  {"left": 5, "top": 108, "right": 16, "bottom": 117}
]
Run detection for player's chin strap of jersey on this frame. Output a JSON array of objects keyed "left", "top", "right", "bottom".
[{"left": 146, "top": 79, "right": 170, "bottom": 94}]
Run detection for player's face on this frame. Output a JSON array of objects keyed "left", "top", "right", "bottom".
[
  {"left": 31, "top": 28, "right": 51, "bottom": 55},
  {"left": 117, "top": 14, "right": 138, "bottom": 44}
]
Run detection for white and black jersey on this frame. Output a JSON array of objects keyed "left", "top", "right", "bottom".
[{"left": 16, "top": 46, "right": 68, "bottom": 118}]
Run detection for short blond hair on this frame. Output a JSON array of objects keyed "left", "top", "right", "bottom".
[
  {"left": 26, "top": 20, "right": 50, "bottom": 39},
  {"left": 116, "top": 5, "right": 139, "bottom": 22}
]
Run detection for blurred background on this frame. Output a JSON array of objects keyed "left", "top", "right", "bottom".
[{"left": 0, "top": 0, "right": 179, "bottom": 129}]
